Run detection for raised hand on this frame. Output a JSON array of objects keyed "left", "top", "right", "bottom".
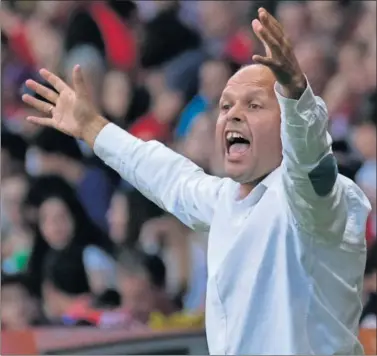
[
  {"left": 251, "top": 8, "right": 306, "bottom": 99},
  {"left": 22, "top": 65, "right": 107, "bottom": 146}
]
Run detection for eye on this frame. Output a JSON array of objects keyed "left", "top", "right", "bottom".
[
  {"left": 248, "top": 102, "right": 261, "bottom": 110},
  {"left": 220, "top": 103, "right": 231, "bottom": 111}
]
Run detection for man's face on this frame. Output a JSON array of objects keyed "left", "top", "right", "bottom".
[
  {"left": 215, "top": 65, "right": 282, "bottom": 184},
  {"left": 200, "top": 61, "right": 231, "bottom": 104},
  {"left": 118, "top": 272, "right": 156, "bottom": 323},
  {"left": 1, "top": 284, "right": 38, "bottom": 329},
  {"left": 2, "top": 176, "right": 29, "bottom": 226}
]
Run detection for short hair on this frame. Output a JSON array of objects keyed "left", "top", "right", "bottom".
[
  {"left": 1, "top": 131, "right": 28, "bottom": 162},
  {"left": 43, "top": 248, "right": 90, "bottom": 296},
  {"left": 32, "top": 127, "right": 83, "bottom": 161},
  {"left": 117, "top": 249, "right": 166, "bottom": 289}
]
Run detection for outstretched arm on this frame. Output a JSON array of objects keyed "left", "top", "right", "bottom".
[
  {"left": 252, "top": 8, "right": 371, "bottom": 238},
  {"left": 94, "top": 123, "right": 224, "bottom": 230},
  {"left": 21, "top": 66, "right": 224, "bottom": 231}
]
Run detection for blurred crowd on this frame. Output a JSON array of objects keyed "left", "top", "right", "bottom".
[{"left": 1, "top": 0, "right": 376, "bottom": 332}]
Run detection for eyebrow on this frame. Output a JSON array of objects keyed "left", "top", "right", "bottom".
[{"left": 220, "top": 88, "right": 266, "bottom": 101}]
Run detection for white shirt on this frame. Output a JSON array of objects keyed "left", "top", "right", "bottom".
[{"left": 94, "top": 81, "right": 371, "bottom": 355}]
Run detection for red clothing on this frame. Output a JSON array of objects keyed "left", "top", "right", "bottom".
[
  {"left": 64, "top": 297, "right": 146, "bottom": 329},
  {"left": 89, "top": 2, "right": 137, "bottom": 71},
  {"left": 129, "top": 113, "right": 171, "bottom": 142},
  {"left": 6, "top": 23, "right": 35, "bottom": 67},
  {"left": 64, "top": 296, "right": 102, "bottom": 325},
  {"left": 225, "top": 29, "right": 254, "bottom": 65}
]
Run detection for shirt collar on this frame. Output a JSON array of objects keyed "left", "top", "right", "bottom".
[
  {"left": 260, "top": 166, "right": 281, "bottom": 189},
  {"left": 233, "top": 166, "right": 281, "bottom": 206}
]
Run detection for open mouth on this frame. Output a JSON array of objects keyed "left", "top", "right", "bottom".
[{"left": 226, "top": 131, "right": 251, "bottom": 156}]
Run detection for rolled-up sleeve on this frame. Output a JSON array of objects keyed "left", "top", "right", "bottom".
[
  {"left": 275, "top": 80, "right": 348, "bottom": 238},
  {"left": 94, "top": 123, "right": 224, "bottom": 231}
]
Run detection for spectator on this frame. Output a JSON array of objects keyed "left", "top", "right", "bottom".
[
  {"left": 1, "top": 273, "right": 43, "bottom": 329},
  {"left": 107, "top": 188, "right": 163, "bottom": 248},
  {"left": 275, "top": 1, "right": 310, "bottom": 47},
  {"left": 1, "top": 174, "right": 33, "bottom": 274},
  {"left": 64, "top": 0, "right": 138, "bottom": 72},
  {"left": 175, "top": 58, "right": 232, "bottom": 138},
  {"left": 26, "top": 128, "right": 113, "bottom": 230},
  {"left": 294, "top": 36, "right": 334, "bottom": 95},
  {"left": 101, "top": 70, "right": 150, "bottom": 129},
  {"left": 140, "top": 0, "right": 201, "bottom": 68},
  {"left": 178, "top": 111, "right": 217, "bottom": 173},
  {"left": 1, "top": 130, "right": 27, "bottom": 179},
  {"left": 63, "top": 45, "right": 106, "bottom": 108},
  {"left": 128, "top": 89, "right": 183, "bottom": 142},
  {"left": 43, "top": 248, "right": 123, "bottom": 327},
  {"left": 42, "top": 247, "right": 91, "bottom": 324},
  {"left": 198, "top": 1, "right": 242, "bottom": 58},
  {"left": 139, "top": 215, "right": 207, "bottom": 312},
  {"left": 117, "top": 249, "right": 177, "bottom": 323},
  {"left": 26, "top": 175, "right": 115, "bottom": 296}
]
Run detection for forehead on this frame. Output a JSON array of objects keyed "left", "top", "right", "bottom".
[
  {"left": 40, "top": 197, "right": 67, "bottom": 214},
  {"left": 118, "top": 272, "right": 150, "bottom": 289},
  {"left": 222, "top": 65, "right": 275, "bottom": 98}
]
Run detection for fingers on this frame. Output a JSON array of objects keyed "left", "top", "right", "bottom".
[
  {"left": 252, "top": 19, "right": 272, "bottom": 57},
  {"left": 72, "top": 65, "right": 88, "bottom": 97},
  {"left": 26, "top": 116, "right": 55, "bottom": 128},
  {"left": 22, "top": 94, "right": 54, "bottom": 115},
  {"left": 258, "top": 8, "right": 284, "bottom": 39},
  {"left": 252, "top": 18, "right": 280, "bottom": 55},
  {"left": 25, "top": 79, "right": 59, "bottom": 104},
  {"left": 39, "top": 68, "right": 68, "bottom": 93},
  {"left": 252, "top": 7, "right": 289, "bottom": 60},
  {"left": 252, "top": 54, "right": 276, "bottom": 68}
]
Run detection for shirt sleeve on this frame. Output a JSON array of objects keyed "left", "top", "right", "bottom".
[
  {"left": 275, "top": 79, "right": 348, "bottom": 238},
  {"left": 93, "top": 123, "right": 224, "bottom": 231}
]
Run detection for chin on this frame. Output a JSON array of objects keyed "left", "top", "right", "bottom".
[{"left": 223, "top": 161, "right": 253, "bottom": 183}]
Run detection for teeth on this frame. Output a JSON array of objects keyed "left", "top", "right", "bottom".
[{"left": 226, "top": 132, "right": 244, "bottom": 140}]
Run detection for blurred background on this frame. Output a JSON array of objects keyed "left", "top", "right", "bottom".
[{"left": 1, "top": 0, "right": 376, "bottom": 353}]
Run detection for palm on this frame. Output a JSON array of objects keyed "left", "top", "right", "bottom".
[
  {"left": 53, "top": 89, "right": 83, "bottom": 137},
  {"left": 22, "top": 66, "right": 96, "bottom": 139},
  {"left": 251, "top": 8, "right": 305, "bottom": 95}
]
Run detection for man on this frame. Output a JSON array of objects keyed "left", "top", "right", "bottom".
[
  {"left": 22, "top": 8, "right": 370, "bottom": 355},
  {"left": 116, "top": 249, "right": 177, "bottom": 324},
  {"left": 1, "top": 274, "right": 42, "bottom": 329}
]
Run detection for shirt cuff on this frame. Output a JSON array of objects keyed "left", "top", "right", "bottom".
[
  {"left": 274, "top": 77, "right": 317, "bottom": 120},
  {"left": 93, "top": 122, "right": 138, "bottom": 160}
]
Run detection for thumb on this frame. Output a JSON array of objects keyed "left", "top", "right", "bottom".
[
  {"left": 72, "top": 65, "right": 88, "bottom": 97},
  {"left": 252, "top": 54, "right": 275, "bottom": 67}
]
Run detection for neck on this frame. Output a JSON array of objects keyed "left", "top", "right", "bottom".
[{"left": 239, "top": 172, "right": 270, "bottom": 200}]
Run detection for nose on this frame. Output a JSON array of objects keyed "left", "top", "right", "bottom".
[
  {"left": 226, "top": 103, "right": 246, "bottom": 123},
  {"left": 227, "top": 116, "right": 242, "bottom": 122}
]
